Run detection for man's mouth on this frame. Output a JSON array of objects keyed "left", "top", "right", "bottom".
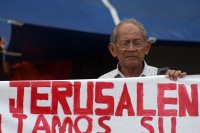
[{"left": 125, "top": 55, "right": 138, "bottom": 58}]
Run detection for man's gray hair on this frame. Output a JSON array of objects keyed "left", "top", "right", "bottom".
[{"left": 110, "top": 18, "right": 148, "bottom": 44}]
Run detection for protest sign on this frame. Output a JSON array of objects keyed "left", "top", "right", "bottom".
[{"left": 0, "top": 75, "right": 199, "bottom": 133}]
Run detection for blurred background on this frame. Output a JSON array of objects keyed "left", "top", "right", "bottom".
[{"left": 0, "top": 0, "right": 200, "bottom": 80}]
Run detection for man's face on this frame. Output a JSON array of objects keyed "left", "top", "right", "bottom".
[{"left": 110, "top": 22, "right": 151, "bottom": 68}]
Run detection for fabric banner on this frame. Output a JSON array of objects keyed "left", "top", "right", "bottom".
[{"left": 0, "top": 75, "right": 200, "bottom": 133}]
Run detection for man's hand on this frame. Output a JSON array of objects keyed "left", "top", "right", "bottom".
[{"left": 165, "top": 70, "right": 187, "bottom": 81}]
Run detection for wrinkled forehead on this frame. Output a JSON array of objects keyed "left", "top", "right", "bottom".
[{"left": 117, "top": 22, "right": 144, "bottom": 40}]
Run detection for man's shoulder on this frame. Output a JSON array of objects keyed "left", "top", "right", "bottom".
[
  {"left": 145, "top": 64, "right": 158, "bottom": 76},
  {"left": 146, "top": 65, "right": 169, "bottom": 76},
  {"left": 148, "top": 65, "right": 158, "bottom": 71},
  {"left": 98, "top": 69, "right": 118, "bottom": 79}
]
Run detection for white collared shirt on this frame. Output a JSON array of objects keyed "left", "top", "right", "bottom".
[{"left": 98, "top": 60, "right": 158, "bottom": 79}]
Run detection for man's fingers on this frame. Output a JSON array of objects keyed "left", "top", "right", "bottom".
[
  {"left": 173, "top": 70, "right": 182, "bottom": 81},
  {"left": 165, "top": 70, "right": 175, "bottom": 80},
  {"left": 179, "top": 72, "right": 187, "bottom": 78},
  {"left": 165, "top": 70, "right": 185, "bottom": 81},
  {"left": 165, "top": 70, "right": 171, "bottom": 78}
]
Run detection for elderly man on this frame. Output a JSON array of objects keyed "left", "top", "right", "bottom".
[{"left": 99, "top": 18, "right": 186, "bottom": 80}]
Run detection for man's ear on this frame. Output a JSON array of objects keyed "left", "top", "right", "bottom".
[
  {"left": 108, "top": 43, "right": 117, "bottom": 57},
  {"left": 144, "top": 40, "right": 152, "bottom": 55}
]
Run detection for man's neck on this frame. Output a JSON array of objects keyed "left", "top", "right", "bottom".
[{"left": 119, "top": 63, "right": 144, "bottom": 77}]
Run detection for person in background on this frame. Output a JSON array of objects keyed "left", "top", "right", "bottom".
[
  {"left": 0, "top": 37, "right": 71, "bottom": 80},
  {"left": 99, "top": 18, "right": 187, "bottom": 80},
  {"left": 0, "top": 37, "right": 9, "bottom": 80}
]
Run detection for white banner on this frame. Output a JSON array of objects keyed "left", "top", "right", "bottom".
[{"left": 0, "top": 75, "right": 200, "bottom": 133}]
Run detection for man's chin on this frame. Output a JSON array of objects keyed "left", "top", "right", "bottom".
[{"left": 124, "top": 61, "right": 139, "bottom": 68}]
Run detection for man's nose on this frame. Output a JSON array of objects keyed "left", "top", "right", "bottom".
[{"left": 127, "top": 43, "right": 136, "bottom": 51}]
